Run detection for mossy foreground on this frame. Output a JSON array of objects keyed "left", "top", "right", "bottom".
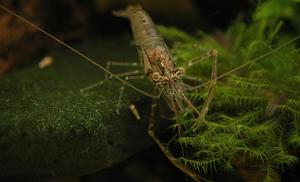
[
  {"left": 157, "top": 0, "right": 300, "bottom": 180},
  {"left": 0, "top": 37, "right": 153, "bottom": 179}
]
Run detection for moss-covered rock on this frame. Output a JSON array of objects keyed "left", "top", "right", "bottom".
[{"left": 0, "top": 36, "right": 154, "bottom": 179}]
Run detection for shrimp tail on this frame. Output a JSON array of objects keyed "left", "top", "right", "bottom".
[
  {"left": 112, "top": 9, "right": 128, "bottom": 18},
  {"left": 112, "top": 5, "right": 143, "bottom": 18}
]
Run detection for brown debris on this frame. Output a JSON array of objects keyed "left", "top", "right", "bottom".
[{"left": 0, "top": 0, "right": 89, "bottom": 76}]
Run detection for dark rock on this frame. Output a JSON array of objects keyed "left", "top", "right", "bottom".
[{"left": 0, "top": 36, "right": 154, "bottom": 180}]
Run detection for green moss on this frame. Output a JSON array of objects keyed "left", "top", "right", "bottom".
[
  {"left": 158, "top": 0, "right": 300, "bottom": 181},
  {"left": 0, "top": 36, "right": 153, "bottom": 179}
]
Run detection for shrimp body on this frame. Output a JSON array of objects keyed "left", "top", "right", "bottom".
[{"left": 113, "top": 5, "right": 187, "bottom": 111}]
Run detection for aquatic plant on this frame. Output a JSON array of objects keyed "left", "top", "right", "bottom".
[{"left": 158, "top": 0, "right": 300, "bottom": 180}]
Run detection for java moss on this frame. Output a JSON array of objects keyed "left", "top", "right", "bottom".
[
  {"left": 0, "top": 36, "right": 154, "bottom": 179},
  {"left": 158, "top": 0, "right": 300, "bottom": 181}
]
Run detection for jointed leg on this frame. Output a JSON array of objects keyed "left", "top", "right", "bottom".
[
  {"left": 80, "top": 61, "right": 144, "bottom": 114},
  {"left": 182, "top": 75, "right": 203, "bottom": 91},
  {"left": 115, "top": 75, "right": 145, "bottom": 114},
  {"left": 182, "top": 74, "right": 202, "bottom": 83},
  {"left": 80, "top": 70, "right": 141, "bottom": 93},
  {"left": 80, "top": 80, "right": 105, "bottom": 93},
  {"left": 105, "top": 61, "right": 140, "bottom": 79},
  {"left": 191, "top": 49, "right": 218, "bottom": 131},
  {"left": 148, "top": 97, "right": 211, "bottom": 182},
  {"left": 80, "top": 61, "right": 140, "bottom": 93},
  {"left": 187, "top": 52, "right": 211, "bottom": 67},
  {"left": 116, "top": 83, "right": 125, "bottom": 115},
  {"left": 183, "top": 50, "right": 217, "bottom": 91}
]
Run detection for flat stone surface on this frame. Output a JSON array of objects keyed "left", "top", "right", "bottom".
[{"left": 0, "top": 36, "right": 153, "bottom": 179}]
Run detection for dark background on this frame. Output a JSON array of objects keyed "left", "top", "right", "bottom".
[{"left": 0, "top": 0, "right": 255, "bottom": 76}]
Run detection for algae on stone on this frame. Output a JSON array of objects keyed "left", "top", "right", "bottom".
[{"left": 0, "top": 36, "right": 154, "bottom": 179}]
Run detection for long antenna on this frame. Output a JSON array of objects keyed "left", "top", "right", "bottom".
[
  {"left": 188, "top": 35, "right": 300, "bottom": 90},
  {"left": 0, "top": 5, "right": 157, "bottom": 98}
]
